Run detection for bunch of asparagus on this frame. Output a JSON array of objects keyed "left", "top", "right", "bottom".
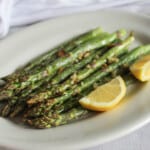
[{"left": 0, "top": 27, "right": 150, "bottom": 129}]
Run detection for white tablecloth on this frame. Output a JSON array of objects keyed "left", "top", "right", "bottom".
[{"left": 86, "top": 123, "right": 150, "bottom": 150}]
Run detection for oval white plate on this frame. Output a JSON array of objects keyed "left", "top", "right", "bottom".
[{"left": 0, "top": 9, "right": 150, "bottom": 150}]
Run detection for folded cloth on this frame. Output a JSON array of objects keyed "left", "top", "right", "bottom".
[
  {"left": 0, "top": 0, "right": 149, "bottom": 38},
  {"left": 0, "top": 0, "right": 15, "bottom": 37}
]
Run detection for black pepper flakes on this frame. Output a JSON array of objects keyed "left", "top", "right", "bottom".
[
  {"left": 57, "top": 49, "right": 70, "bottom": 57},
  {"left": 58, "top": 67, "right": 64, "bottom": 73}
]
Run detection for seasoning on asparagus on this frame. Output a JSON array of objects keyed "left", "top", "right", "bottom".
[
  {"left": 0, "top": 27, "right": 150, "bottom": 129},
  {"left": 2, "top": 27, "right": 104, "bottom": 83},
  {"left": 8, "top": 49, "right": 103, "bottom": 117},
  {"left": 25, "top": 44, "right": 150, "bottom": 117},
  {"left": 26, "top": 106, "right": 89, "bottom": 128},
  {"left": 0, "top": 31, "right": 119, "bottom": 101},
  {"left": 27, "top": 33, "right": 133, "bottom": 105},
  {"left": 24, "top": 27, "right": 103, "bottom": 72},
  {"left": 2, "top": 45, "right": 109, "bottom": 117}
]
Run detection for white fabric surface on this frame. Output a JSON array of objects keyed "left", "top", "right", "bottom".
[
  {"left": 0, "top": 0, "right": 148, "bottom": 38},
  {"left": 0, "top": 0, "right": 150, "bottom": 150},
  {"left": 0, "top": 0, "right": 14, "bottom": 37},
  {"left": 86, "top": 122, "right": 150, "bottom": 150}
]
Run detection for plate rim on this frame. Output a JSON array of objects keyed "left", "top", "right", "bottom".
[{"left": 0, "top": 9, "right": 150, "bottom": 150}]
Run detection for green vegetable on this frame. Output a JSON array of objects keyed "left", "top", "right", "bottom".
[
  {"left": 0, "top": 31, "right": 117, "bottom": 101},
  {"left": 24, "top": 27, "right": 103, "bottom": 72},
  {"left": 27, "top": 34, "right": 132, "bottom": 105},
  {"left": 0, "top": 28, "right": 149, "bottom": 129},
  {"left": 25, "top": 72, "right": 138, "bottom": 128},
  {"left": 26, "top": 106, "right": 88, "bottom": 128},
  {"left": 25, "top": 44, "right": 150, "bottom": 117}
]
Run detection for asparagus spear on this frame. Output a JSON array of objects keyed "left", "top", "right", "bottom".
[
  {"left": 49, "top": 85, "right": 95, "bottom": 114},
  {"left": 50, "top": 48, "right": 106, "bottom": 85},
  {"left": 27, "top": 34, "right": 133, "bottom": 105},
  {"left": 25, "top": 68, "right": 127, "bottom": 118},
  {"left": 51, "top": 39, "right": 122, "bottom": 85},
  {"left": 23, "top": 68, "right": 120, "bottom": 118},
  {"left": 0, "top": 29, "right": 110, "bottom": 116},
  {"left": 10, "top": 53, "right": 124, "bottom": 118},
  {"left": 0, "top": 28, "right": 104, "bottom": 90},
  {"left": 51, "top": 76, "right": 113, "bottom": 114},
  {"left": 8, "top": 49, "right": 103, "bottom": 117},
  {"left": 13, "top": 38, "right": 121, "bottom": 104},
  {"left": 24, "top": 27, "right": 103, "bottom": 72},
  {"left": 9, "top": 70, "right": 110, "bottom": 118},
  {"left": 4, "top": 38, "right": 122, "bottom": 117},
  {"left": 0, "top": 102, "right": 8, "bottom": 116},
  {"left": 1, "top": 27, "right": 104, "bottom": 84},
  {"left": 16, "top": 46, "right": 107, "bottom": 99},
  {"left": 1, "top": 43, "right": 139, "bottom": 117},
  {"left": 0, "top": 36, "right": 131, "bottom": 117},
  {"left": 26, "top": 73, "right": 137, "bottom": 128},
  {"left": 26, "top": 44, "right": 150, "bottom": 117},
  {"left": 53, "top": 100, "right": 79, "bottom": 114},
  {"left": 26, "top": 106, "right": 89, "bottom": 128},
  {"left": 0, "top": 31, "right": 119, "bottom": 101},
  {"left": 52, "top": 72, "right": 137, "bottom": 114},
  {"left": 21, "top": 32, "right": 117, "bottom": 86},
  {"left": 9, "top": 104, "right": 25, "bottom": 118},
  {"left": 3, "top": 45, "right": 109, "bottom": 117},
  {"left": 0, "top": 103, "right": 11, "bottom": 117}
]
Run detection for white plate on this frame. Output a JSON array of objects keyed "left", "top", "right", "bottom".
[{"left": 0, "top": 9, "right": 150, "bottom": 150}]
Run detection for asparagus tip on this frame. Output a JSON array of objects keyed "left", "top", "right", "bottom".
[{"left": 117, "top": 29, "right": 127, "bottom": 39}]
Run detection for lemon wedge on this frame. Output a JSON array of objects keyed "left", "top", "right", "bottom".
[
  {"left": 79, "top": 76, "right": 126, "bottom": 111},
  {"left": 130, "top": 54, "right": 150, "bottom": 82}
]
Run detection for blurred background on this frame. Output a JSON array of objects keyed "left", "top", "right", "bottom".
[{"left": 0, "top": 0, "right": 149, "bottom": 38}]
